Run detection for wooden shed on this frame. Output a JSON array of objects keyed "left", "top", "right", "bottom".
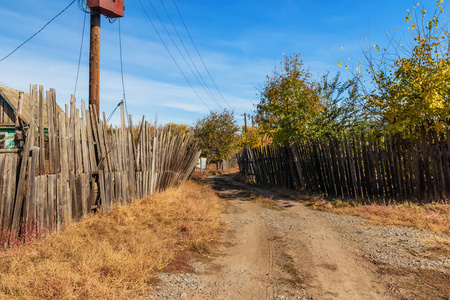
[{"left": 0, "top": 85, "right": 63, "bottom": 149}]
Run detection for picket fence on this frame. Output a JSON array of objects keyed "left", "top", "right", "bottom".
[
  {"left": 238, "top": 131, "right": 450, "bottom": 203},
  {"left": 0, "top": 85, "right": 201, "bottom": 244}
]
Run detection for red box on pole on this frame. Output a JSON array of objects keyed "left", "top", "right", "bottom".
[{"left": 86, "top": 0, "right": 124, "bottom": 18}]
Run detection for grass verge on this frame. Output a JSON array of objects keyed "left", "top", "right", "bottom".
[
  {"left": 0, "top": 180, "right": 225, "bottom": 300},
  {"left": 305, "top": 197, "right": 450, "bottom": 236}
]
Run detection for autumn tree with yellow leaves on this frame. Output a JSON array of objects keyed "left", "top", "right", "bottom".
[{"left": 361, "top": 0, "right": 450, "bottom": 135}]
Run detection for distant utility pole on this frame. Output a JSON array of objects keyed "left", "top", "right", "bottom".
[
  {"left": 244, "top": 113, "right": 247, "bottom": 134},
  {"left": 86, "top": 0, "right": 125, "bottom": 115}
]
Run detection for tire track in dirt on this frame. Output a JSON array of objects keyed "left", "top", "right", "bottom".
[
  {"left": 205, "top": 174, "right": 392, "bottom": 300},
  {"left": 151, "top": 174, "right": 394, "bottom": 299}
]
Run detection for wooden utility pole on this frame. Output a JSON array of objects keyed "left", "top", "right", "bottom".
[
  {"left": 244, "top": 113, "right": 247, "bottom": 134},
  {"left": 89, "top": 11, "right": 101, "bottom": 114},
  {"left": 86, "top": 0, "right": 124, "bottom": 115}
]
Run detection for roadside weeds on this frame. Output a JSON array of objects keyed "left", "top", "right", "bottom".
[{"left": 0, "top": 181, "right": 225, "bottom": 300}]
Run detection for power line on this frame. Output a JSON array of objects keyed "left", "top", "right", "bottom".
[
  {"left": 118, "top": 19, "right": 129, "bottom": 122},
  {"left": 137, "top": 0, "right": 211, "bottom": 111},
  {"left": 147, "top": 0, "right": 222, "bottom": 109},
  {"left": 159, "top": 0, "right": 222, "bottom": 109},
  {"left": 74, "top": 12, "right": 87, "bottom": 97},
  {"left": 106, "top": 101, "right": 122, "bottom": 124},
  {"left": 171, "top": 0, "right": 232, "bottom": 110},
  {"left": 0, "top": 0, "right": 76, "bottom": 63}
]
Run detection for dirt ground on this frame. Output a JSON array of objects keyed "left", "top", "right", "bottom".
[{"left": 150, "top": 174, "right": 450, "bottom": 300}]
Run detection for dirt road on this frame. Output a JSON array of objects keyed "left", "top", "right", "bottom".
[{"left": 150, "top": 174, "right": 449, "bottom": 300}]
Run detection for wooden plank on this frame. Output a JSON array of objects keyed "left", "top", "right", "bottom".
[
  {"left": 6, "top": 155, "right": 17, "bottom": 231},
  {"left": 0, "top": 101, "right": 3, "bottom": 123},
  {"left": 50, "top": 89, "right": 60, "bottom": 173},
  {"left": 403, "top": 137, "right": 413, "bottom": 199},
  {"left": 69, "top": 171, "right": 76, "bottom": 222},
  {"left": 102, "top": 112, "right": 112, "bottom": 172},
  {"left": 345, "top": 137, "right": 358, "bottom": 199},
  {"left": 47, "top": 174, "right": 57, "bottom": 233},
  {"left": 38, "top": 175, "right": 47, "bottom": 235},
  {"left": 391, "top": 135, "right": 403, "bottom": 200},
  {"left": 440, "top": 131, "right": 450, "bottom": 198},
  {"left": 79, "top": 101, "right": 90, "bottom": 174},
  {"left": 38, "top": 86, "right": 45, "bottom": 175},
  {"left": 66, "top": 103, "right": 74, "bottom": 172},
  {"left": 11, "top": 88, "right": 37, "bottom": 234},
  {"left": 136, "top": 172, "right": 142, "bottom": 198},
  {"left": 321, "top": 139, "right": 334, "bottom": 196},
  {"left": 96, "top": 114, "right": 109, "bottom": 172},
  {"left": 84, "top": 173, "right": 91, "bottom": 216},
  {"left": 421, "top": 128, "right": 433, "bottom": 202},
  {"left": 115, "top": 171, "right": 122, "bottom": 205},
  {"left": 58, "top": 112, "right": 70, "bottom": 225},
  {"left": 56, "top": 173, "right": 64, "bottom": 231},
  {"left": 98, "top": 170, "right": 107, "bottom": 212},
  {"left": 431, "top": 131, "right": 442, "bottom": 200},
  {"left": 105, "top": 172, "right": 113, "bottom": 211},
  {"left": 75, "top": 108, "right": 83, "bottom": 174},
  {"left": 414, "top": 136, "right": 424, "bottom": 203},
  {"left": 76, "top": 174, "right": 87, "bottom": 220},
  {"left": 85, "top": 107, "right": 98, "bottom": 173},
  {"left": 26, "top": 147, "right": 40, "bottom": 237},
  {"left": 385, "top": 137, "right": 396, "bottom": 200},
  {"left": 0, "top": 156, "right": 6, "bottom": 230},
  {"left": 352, "top": 138, "right": 364, "bottom": 199},
  {"left": 46, "top": 90, "right": 54, "bottom": 173}
]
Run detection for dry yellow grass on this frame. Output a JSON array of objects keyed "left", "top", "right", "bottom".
[
  {"left": 307, "top": 197, "right": 450, "bottom": 236},
  {"left": 0, "top": 181, "right": 225, "bottom": 300}
]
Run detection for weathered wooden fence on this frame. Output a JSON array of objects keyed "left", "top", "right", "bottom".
[
  {"left": 0, "top": 85, "right": 201, "bottom": 245},
  {"left": 218, "top": 155, "right": 238, "bottom": 170},
  {"left": 238, "top": 131, "right": 450, "bottom": 203}
]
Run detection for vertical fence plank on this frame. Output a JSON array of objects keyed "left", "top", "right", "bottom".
[{"left": 38, "top": 86, "right": 45, "bottom": 175}]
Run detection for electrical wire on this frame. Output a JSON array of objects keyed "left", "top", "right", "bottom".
[
  {"left": 172, "top": 0, "right": 232, "bottom": 110},
  {"left": 118, "top": 19, "right": 130, "bottom": 123},
  {"left": 137, "top": 0, "right": 211, "bottom": 111},
  {"left": 106, "top": 101, "right": 122, "bottom": 124},
  {"left": 74, "top": 12, "right": 87, "bottom": 97},
  {"left": 147, "top": 0, "right": 222, "bottom": 109},
  {"left": 0, "top": 0, "right": 76, "bottom": 63},
  {"left": 159, "top": 0, "right": 222, "bottom": 108}
]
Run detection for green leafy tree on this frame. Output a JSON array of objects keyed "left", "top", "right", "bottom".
[
  {"left": 360, "top": 1, "right": 450, "bottom": 135},
  {"left": 256, "top": 53, "right": 367, "bottom": 144},
  {"left": 310, "top": 72, "right": 370, "bottom": 138},
  {"left": 255, "top": 53, "right": 322, "bottom": 145},
  {"left": 194, "top": 109, "right": 240, "bottom": 163}
]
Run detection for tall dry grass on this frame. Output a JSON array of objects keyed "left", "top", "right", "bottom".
[{"left": 0, "top": 180, "right": 225, "bottom": 300}]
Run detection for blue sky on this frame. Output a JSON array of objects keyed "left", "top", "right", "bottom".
[{"left": 0, "top": 0, "right": 439, "bottom": 126}]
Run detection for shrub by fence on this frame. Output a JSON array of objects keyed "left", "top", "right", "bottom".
[
  {"left": 238, "top": 131, "right": 450, "bottom": 204},
  {"left": 0, "top": 85, "right": 201, "bottom": 246}
]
